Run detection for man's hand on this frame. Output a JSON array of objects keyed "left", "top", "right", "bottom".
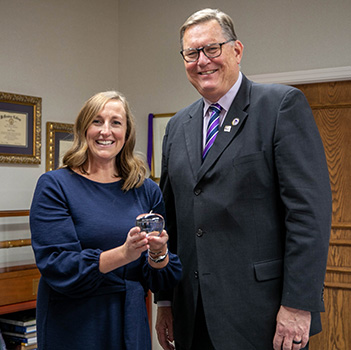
[
  {"left": 156, "top": 306, "right": 175, "bottom": 350},
  {"left": 273, "top": 305, "right": 311, "bottom": 349}
]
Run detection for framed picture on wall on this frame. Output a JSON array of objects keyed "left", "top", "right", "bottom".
[
  {"left": 147, "top": 113, "right": 174, "bottom": 181},
  {"left": 0, "top": 91, "right": 42, "bottom": 164},
  {"left": 46, "top": 122, "right": 74, "bottom": 172}
]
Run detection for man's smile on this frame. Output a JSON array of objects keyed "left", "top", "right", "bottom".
[{"left": 198, "top": 69, "right": 218, "bottom": 75}]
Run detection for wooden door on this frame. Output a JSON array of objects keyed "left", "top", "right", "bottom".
[{"left": 294, "top": 81, "right": 351, "bottom": 349}]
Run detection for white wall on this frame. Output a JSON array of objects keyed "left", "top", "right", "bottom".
[{"left": 0, "top": 0, "right": 118, "bottom": 210}]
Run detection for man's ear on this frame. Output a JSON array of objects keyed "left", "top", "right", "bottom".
[{"left": 234, "top": 40, "right": 244, "bottom": 64}]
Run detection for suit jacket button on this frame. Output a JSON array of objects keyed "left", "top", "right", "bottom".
[
  {"left": 194, "top": 188, "right": 201, "bottom": 196},
  {"left": 194, "top": 271, "right": 199, "bottom": 279},
  {"left": 196, "top": 229, "right": 203, "bottom": 237}
]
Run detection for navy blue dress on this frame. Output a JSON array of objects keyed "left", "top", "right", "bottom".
[{"left": 30, "top": 168, "right": 182, "bottom": 350}]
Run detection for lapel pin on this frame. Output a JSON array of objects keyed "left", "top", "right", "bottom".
[
  {"left": 224, "top": 125, "right": 231, "bottom": 132},
  {"left": 232, "top": 118, "right": 240, "bottom": 126}
]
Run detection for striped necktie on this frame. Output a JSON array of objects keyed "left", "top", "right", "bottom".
[{"left": 203, "top": 103, "right": 222, "bottom": 159}]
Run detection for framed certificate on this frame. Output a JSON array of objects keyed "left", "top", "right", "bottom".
[
  {"left": 0, "top": 92, "right": 42, "bottom": 164},
  {"left": 46, "top": 122, "right": 74, "bottom": 172}
]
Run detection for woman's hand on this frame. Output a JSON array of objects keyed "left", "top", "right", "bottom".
[
  {"left": 147, "top": 229, "right": 169, "bottom": 253},
  {"left": 99, "top": 227, "right": 149, "bottom": 274},
  {"left": 147, "top": 230, "right": 169, "bottom": 269},
  {"left": 122, "top": 226, "right": 149, "bottom": 262}
]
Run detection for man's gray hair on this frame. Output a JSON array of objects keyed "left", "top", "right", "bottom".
[{"left": 180, "top": 8, "right": 237, "bottom": 49}]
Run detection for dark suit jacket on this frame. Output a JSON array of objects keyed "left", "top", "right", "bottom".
[{"left": 157, "top": 75, "right": 332, "bottom": 349}]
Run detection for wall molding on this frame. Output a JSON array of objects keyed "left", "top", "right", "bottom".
[{"left": 247, "top": 66, "right": 351, "bottom": 85}]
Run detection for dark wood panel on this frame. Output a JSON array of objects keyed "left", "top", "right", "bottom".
[
  {"left": 296, "top": 81, "right": 351, "bottom": 107},
  {"left": 0, "top": 267, "right": 40, "bottom": 306},
  {"left": 295, "top": 81, "right": 351, "bottom": 350},
  {"left": 0, "top": 210, "right": 29, "bottom": 217},
  {"left": 0, "top": 210, "right": 39, "bottom": 317},
  {"left": 0, "top": 300, "right": 37, "bottom": 315},
  {"left": 310, "top": 288, "right": 350, "bottom": 349}
]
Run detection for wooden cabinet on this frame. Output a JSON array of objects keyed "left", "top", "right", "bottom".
[{"left": 0, "top": 210, "right": 39, "bottom": 315}]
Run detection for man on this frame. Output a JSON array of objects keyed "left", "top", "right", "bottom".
[{"left": 155, "top": 8, "right": 332, "bottom": 350}]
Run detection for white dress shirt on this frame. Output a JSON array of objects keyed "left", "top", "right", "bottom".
[{"left": 202, "top": 71, "right": 243, "bottom": 151}]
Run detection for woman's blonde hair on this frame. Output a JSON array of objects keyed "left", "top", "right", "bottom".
[{"left": 62, "top": 91, "right": 147, "bottom": 191}]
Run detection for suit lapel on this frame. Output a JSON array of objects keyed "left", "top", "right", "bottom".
[
  {"left": 183, "top": 100, "right": 204, "bottom": 180},
  {"left": 197, "top": 75, "right": 252, "bottom": 183}
]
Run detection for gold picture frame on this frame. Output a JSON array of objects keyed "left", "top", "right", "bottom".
[
  {"left": 0, "top": 91, "right": 42, "bottom": 164},
  {"left": 46, "top": 122, "right": 74, "bottom": 172}
]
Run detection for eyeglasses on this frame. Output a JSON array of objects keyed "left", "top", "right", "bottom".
[{"left": 180, "top": 39, "right": 235, "bottom": 63}]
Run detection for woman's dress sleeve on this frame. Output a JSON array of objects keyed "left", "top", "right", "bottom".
[{"left": 30, "top": 173, "right": 107, "bottom": 297}]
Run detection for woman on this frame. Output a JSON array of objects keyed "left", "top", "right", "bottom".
[{"left": 30, "top": 91, "right": 182, "bottom": 350}]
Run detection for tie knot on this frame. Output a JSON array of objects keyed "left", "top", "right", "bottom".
[{"left": 210, "top": 103, "right": 222, "bottom": 114}]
